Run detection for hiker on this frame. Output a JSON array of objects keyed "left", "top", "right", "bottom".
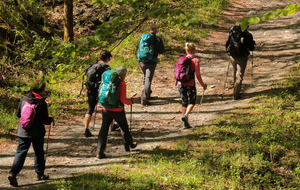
[
  {"left": 8, "top": 81, "right": 54, "bottom": 187},
  {"left": 96, "top": 66, "right": 137, "bottom": 159},
  {"left": 83, "top": 50, "right": 119, "bottom": 137},
  {"left": 137, "top": 24, "right": 165, "bottom": 106},
  {"left": 176, "top": 42, "right": 207, "bottom": 129},
  {"left": 225, "top": 25, "right": 255, "bottom": 100}
]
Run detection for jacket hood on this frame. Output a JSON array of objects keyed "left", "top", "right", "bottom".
[{"left": 24, "top": 92, "right": 44, "bottom": 104}]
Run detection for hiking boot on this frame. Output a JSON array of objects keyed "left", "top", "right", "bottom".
[
  {"left": 131, "top": 142, "right": 138, "bottom": 149},
  {"left": 141, "top": 101, "right": 151, "bottom": 106},
  {"left": 37, "top": 174, "right": 50, "bottom": 181},
  {"left": 182, "top": 114, "right": 191, "bottom": 129},
  {"left": 96, "top": 152, "right": 106, "bottom": 159},
  {"left": 8, "top": 174, "right": 18, "bottom": 187},
  {"left": 83, "top": 129, "right": 93, "bottom": 137},
  {"left": 233, "top": 95, "right": 241, "bottom": 100},
  {"left": 182, "top": 122, "right": 192, "bottom": 129},
  {"left": 111, "top": 124, "right": 120, "bottom": 131},
  {"left": 125, "top": 142, "right": 138, "bottom": 152}
]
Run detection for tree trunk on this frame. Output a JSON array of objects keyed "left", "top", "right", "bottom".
[{"left": 64, "top": 0, "right": 73, "bottom": 42}]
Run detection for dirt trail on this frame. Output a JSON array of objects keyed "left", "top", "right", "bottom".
[{"left": 1, "top": 0, "right": 300, "bottom": 188}]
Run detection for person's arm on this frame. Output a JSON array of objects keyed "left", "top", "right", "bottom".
[
  {"left": 245, "top": 31, "right": 255, "bottom": 51},
  {"left": 225, "top": 35, "right": 231, "bottom": 55},
  {"left": 156, "top": 36, "right": 165, "bottom": 54},
  {"left": 119, "top": 81, "right": 132, "bottom": 105},
  {"left": 16, "top": 98, "right": 23, "bottom": 118},
  {"left": 40, "top": 101, "right": 53, "bottom": 125},
  {"left": 194, "top": 59, "right": 206, "bottom": 88},
  {"left": 136, "top": 42, "right": 140, "bottom": 52}
]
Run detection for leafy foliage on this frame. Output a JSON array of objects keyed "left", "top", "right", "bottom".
[
  {"left": 0, "top": 0, "right": 228, "bottom": 132},
  {"left": 237, "top": 3, "right": 300, "bottom": 31},
  {"left": 1, "top": 0, "right": 227, "bottom": 91},
  {"left": 0, "top": 0, "right": 54, "bottom": 87}
]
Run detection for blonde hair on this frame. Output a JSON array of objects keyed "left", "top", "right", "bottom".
[{"left": 185, "top": 42, "right": 196, "bottom": 52}]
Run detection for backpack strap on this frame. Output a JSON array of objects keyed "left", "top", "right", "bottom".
[{"left": 79, "top": 64, "right": 94, "bottom": 96}]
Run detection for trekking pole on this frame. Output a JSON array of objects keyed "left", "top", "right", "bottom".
[
  {"left": 251, "top": 51, "right": 254, "bottom": 88},
  {"left": 193, "top": 90, "right": 205, "bottom": 130},
  {"left": 129, "top": 93, "right": 137, "bottom": 153},
  {"left": 220, "top": 58, "right": 231, "bottom": 99},
  {"left": 128, "top": 104, "right": 133, "bottom": 156},
  {"left": 129, "top": 93, "right": 137, "bottom": 133},
  {"left": 130, "top": 105, "right": 132, "bottom": 133},
  {"left": 45, "top": 119, "right": 54, "bottom": 162},
  {"left": 93, "top": 100, "right": 98, "bottom": 131}
]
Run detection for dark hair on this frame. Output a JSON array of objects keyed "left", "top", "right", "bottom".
[
  {"left": 149, "top": 24, "right": 158, "bottom": 32},
  {"left": 32, "top": 82, "right": 46, "bottom": 93},
  {"left": 100, "top": 50, "right": 112, "bottom": 61}
]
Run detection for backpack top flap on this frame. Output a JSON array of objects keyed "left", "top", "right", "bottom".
[
  {"left": 99, "top": 70, "right": 123, "bottom": 108},
  {"left": 85, "top": 63, "right": 111, "bottom": 91},
  {"left": 174, "top": 56, "right": 194, "bottom": 82},
  {"left": 137, "top": 33, "right": 157, "bottom": 61},
  {"left": 227, "top": 26, "right": 247, "bottom": 56},
  {"left": 20, "top": 101, "right": 38, "bottom": 131}
]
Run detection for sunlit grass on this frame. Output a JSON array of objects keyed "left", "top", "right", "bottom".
[
  {"left": 4, "top": 0, "right": 300, "bottom": 189},
  {"left": 39, "top": 65, "right": 300, "bottom": 189}
]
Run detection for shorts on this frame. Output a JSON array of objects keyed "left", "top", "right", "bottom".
[
  {"left": 86, "top": 90, "right": 98, "bottom": 115},
  {"left": 178, "top": 85, "right": 196, "bottom": 107}
]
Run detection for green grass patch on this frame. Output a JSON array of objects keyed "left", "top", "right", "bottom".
[
  {"left": 38, "top": 65, "right": 300, "bottom": 189},
  {"left": 5, "top": 0, "right": 300, "bottom": 189}
]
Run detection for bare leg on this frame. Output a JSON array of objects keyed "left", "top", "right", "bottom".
[
  {"left": 182, "top": 104, "right": 194, "bottom": 115},
  {"left": 185, "top": 104, "right": 194, "bottom": 115},
  {"left": 182, "top": 107, "right": 187, "bottom": 116},
  {"left": 84, "top": 114, "right": 92, "bottom": 130}
]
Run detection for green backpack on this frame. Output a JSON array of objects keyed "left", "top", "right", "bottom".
[
  {"left": 137, "top": 33, "right": 157, "bottom": 62},
  {"left": 98, "top": 70, "right": 124, "bottom": 108}
]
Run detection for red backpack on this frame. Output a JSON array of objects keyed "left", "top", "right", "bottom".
[
  {"left": 174, "top": 56, "right": 195, "bottom": 83},
  {"left": 19, "top": 101, "right": 38, "bottom": 131}
]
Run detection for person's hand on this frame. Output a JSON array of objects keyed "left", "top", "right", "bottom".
[
  {"left": 203, "top": 84, "right": 207, "bottom": 90},
  {"left": 130, "top": 98, "right": 135, "bottom": 104},
  {"left": 50, "top": 116, "right": 55, "bottom": 126},
  {"left": 130, "top": 93, "right": 137, "bottom": 104}
]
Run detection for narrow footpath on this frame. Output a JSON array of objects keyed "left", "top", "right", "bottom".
[{"left": 1, "top": 0, "right": 300, "bottom": 188}]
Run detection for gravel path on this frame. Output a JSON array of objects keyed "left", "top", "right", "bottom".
[{"left": 1, "top": 0, "right": 300, "bottom": 188}]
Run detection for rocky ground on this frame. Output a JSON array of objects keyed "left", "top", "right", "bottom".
[{"left": 1, "top": 0, "right": 300, "bottom": 188}]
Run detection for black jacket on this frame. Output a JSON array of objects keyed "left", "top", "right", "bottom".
[
  {"left": 225, "top": 27, "right": 255, "bottom": 57},
  {"left": 16, "top": 92, "right": 53, "bottom": 138}
]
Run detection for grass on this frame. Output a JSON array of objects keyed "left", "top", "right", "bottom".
[
  {"left": 2, "top": 0, "right": 300, "bottom": 189},
  {"left": 30, "top": 64, "right": 300, "bottom": 189}
]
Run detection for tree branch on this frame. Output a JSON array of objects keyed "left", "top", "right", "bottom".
[{"left": 110, "top": 15, "right": 148, "bottom": 52}]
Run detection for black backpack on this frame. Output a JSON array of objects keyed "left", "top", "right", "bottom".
[
  {"left": 226, "top": 25, "right": 247, "bottom": 57},
  {"left": 80, "top": 63, "right": 111, "bottom": 94}
]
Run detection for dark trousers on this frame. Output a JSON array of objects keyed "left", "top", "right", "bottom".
[
  {"left": 230, "top": 55, "right": 248, "bottom": 99},
  {"left": 97, "top": 110, "right": 132, "bottom": 153},
  {"left": 86, "top": 90, "right": 98, "bottom": 115},
  {"left": 139, "top": 62, "right": 157, "bottom": 103},
  {"left": 10, "top": 137, "right": 45, "bottom": 176}
]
